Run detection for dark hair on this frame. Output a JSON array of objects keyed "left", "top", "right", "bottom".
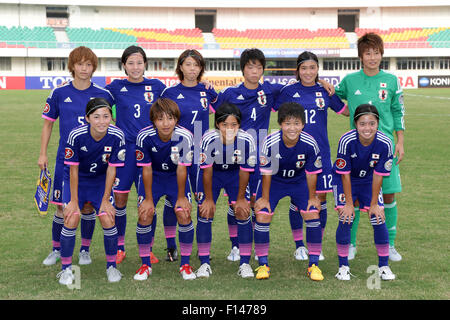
[
  {"left": 214, "top": 103, "right": 242, "bottom": 129},
  {"left": 357, "top": 32, "right": 384, "bottom": 58},
  {"left": 295, "top": 51, "right": 319, "bottom": 82},
  {"left": 85, "top": 97, "right": 112, "bottom": 117},
  {"left": 277, "top": 102, "right": 305, "bottom": 125},
  {"left": 354, "top": 104, "right": 380, "bottom": 124},
  {"left": 240, "top": 48, "right": 265, "bottom": 73},
  {"left": 149, "top": 98, "right": 180, "bottom": 123},
  {"left": 175, "top": 49, "right": 205, "bottom": 82},
  {"left": 121, "top": 45, "right": 147, "bottom": 76}
]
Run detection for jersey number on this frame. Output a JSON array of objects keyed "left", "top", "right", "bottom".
[
  {"left": 304, "top": 109, "right": 316, "bottom": 124},
  {"left": 134, "top": 104, "right": 141, "bottom": 118},
  {"left": 282, "top": 169, "right": 295, "bottom": 178},
  {"left": 90, "top": 163, "right": 97, "bottom": 173}
]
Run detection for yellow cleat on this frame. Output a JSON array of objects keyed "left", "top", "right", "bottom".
[
  {"left": 255, "top": 265, "right": 270, "bottom": 280},
  {"left": 307, "top": 264, "right": 324, "bottom": 281}
]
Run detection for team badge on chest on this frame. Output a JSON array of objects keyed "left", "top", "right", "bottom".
[
  {"left": 379, "top": 89, "right": 388, "bottom": 101},
  {"left": 257, "top": 90, "right": 267, "bottom": 106},
  {"left": 144, "top": 91, "right": 154, "bottom": 103},
  {"left": 315, "top": 97, "right": 325, "bottom": 109}
]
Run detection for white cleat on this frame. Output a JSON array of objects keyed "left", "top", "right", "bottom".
[
  {"left": 319, "top": 251, "right": 325, "bottom": 261},
  {"left": 106, "top": 266, "right": 122, "bottom": 283},
  {"left": 43, "top": 250, "right": 61, "bottom": 266},
  {"left": 389, "top": 246, "right": 402, "bottom": 262},
  {"left": 294, "top": 246, "right": 308, "bottom": 261},
  {"left": 227, "top": 246, "right": 240, "bottom": 262},
  {"left": 348, "top": 244, "right": 357, "bottom": 260},
  {"left": 379, "top": 266, "right": 396, "bottom": 280},
  {"left": 57, "top": 268, "right": 74, "bottom": 286},
  {"left": 196, "top": 263, "right": 212, "bottom": 278},
  {"left": 237, "top": 263, "right": 254, "bottom": 278},
  {"left": 335, "top": 265, "right": 352, "bottom": 281},
  {"left": 133, "top": 264, "right": 152, "bottom": 281},
  {"left": 180, "top": 264, "right": 197, "bottom": 280},
  {"left": 78, "top": 250, "right": 92, "bottom": 265}
]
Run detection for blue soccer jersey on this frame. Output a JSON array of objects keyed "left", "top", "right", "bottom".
[
  {"left": 43, "top": 80, "right": 114, "bottom": 153},
  {"left": 135, "top": 125, "right": 194, "bottom": 174},
  {"left": 259, "top": 130, "right": 322, "bottom": 184},
  {"left": 199, "top": 129, "right": 257, "bottom": 173},
  {"left": 333, "top": 129, "right": 394, "bottom": 183},
  {"left": 161, "top": 83, "right": 218, "bottom": 137},
  {"left": 106, "top": 78, "right": 166, "bottom": 143},
  {"left": 64, "top": 124, "right": 126, "bottom": 180},
  {"left": 213, "top": 81, "right": 283, "bottom": 136},
  {"left": 275, "top": 81, "right": 346, "bottom": 169}
]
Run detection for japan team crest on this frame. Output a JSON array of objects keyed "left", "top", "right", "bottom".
[
  {"left": 144, "top": 91, "right": 154, "bottom": 103},
  {"left": 379, "top": 89, "right": 388, "bottom": 101},
  {"left": 257, "top": 90, "right": 267, "bottom": 106},
  {"left": 200, "top": 97, "right": 208, "bottom": 110},
  {"left": 315, "top": 97, "right": 325, "bottom": 109}
]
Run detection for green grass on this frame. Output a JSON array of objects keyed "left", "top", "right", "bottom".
[{"left": 0, "top": 88, "right": 449, "bottom": 300}]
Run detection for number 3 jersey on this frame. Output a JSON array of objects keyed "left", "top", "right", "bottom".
[
  {"left": 105, "top": 78, "right": 166, "bottom": 143},
  {"left": 135, "top": 125, "right": 194, "bottom": 174},
  {"left": 333, "top": 129, "right": 394, "bottom": 183},
  {"left": 64, "top": 124, "right": 126, "bottom": 180},
  {"left": 259, "top": 130, "right": 322, "bottom": 184}
]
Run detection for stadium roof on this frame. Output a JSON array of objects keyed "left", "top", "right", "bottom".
[{"left": 1, "top": 0, "right": 449, "bottom": 8}]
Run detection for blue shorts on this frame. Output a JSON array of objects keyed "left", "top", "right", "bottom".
[
  {"left": 50, "top": 151, "right": 67, "bottom": 205},
  {"left": 249, "top": 164, "right": 261, "bottom": 197},
  {"left": 316, "top": 158, "right": 333, "bottom": 194},
  {"left": 256, "top": 178, "right": 318, "bottom": 215},
  {"left": 333, "top": 175, "right": 384, "bottom": 212},
  {"left": 188, "top": 162, "right": 201, "bottom": 196},
  {"left": 137, "top": 171, "right": 191, "bottom": 208},
  {"left": 63, "top": 176, "right": 110, "bottom": 214},
  {"left": 113, "top": 143, "right": 141, "bottom": 193}
]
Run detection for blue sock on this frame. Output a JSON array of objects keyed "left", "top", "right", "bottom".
[
  {"left": 254, "top": 222, "right": 270, "bottom": 266},
  {"left": 371, "top": 216, "right": 390, "bottom": 267},
  {"left": 227, "top": 207, "right": 239, "bottom": 248},
  {"left": 51, "top": 214, "right": 64, "bottom": 251},
  {"left": 336, "top": 219, "right": 353, "bottom": 267},
  {"left": 163, "top": 199, "right": 177, "bottom": 249},
  {"left": 150, "top": 214, "right": 157, "bottom": 253},
  {"left": 80, "top": 211, "right": 96, "bottom": 252},
  {"left": 306, "top": 219, "right": 322, "bottom": 267},
  {"left": 178, "top": 222, "right": 194, "bottom": 266},
  {"left": 60, "top": 226, "right": 77, "bottom": 270},
  {"left": 103, "top": 226, "right": 118, "bottom": 269},
  {"left": 289, "top": 203, "right": 304, "bottom": 248},
  {"left": 237, "top": 217, "right": 253, "bottom": 265},
  {"left": 196, "top": 213, "right": 212, "bottom": 265},
  {"left": 114, "top": 205, "right": 127, "bottom": 252},
  {"left": 320, "top": 201, "right": 327, "bottom": 238},
  {"left": 136, "top": 223, "right": 152, "bottom": 266}
]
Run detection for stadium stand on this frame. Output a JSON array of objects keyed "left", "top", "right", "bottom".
[{"left": 0, "top": 26, "right": 57, "bottom": 48}]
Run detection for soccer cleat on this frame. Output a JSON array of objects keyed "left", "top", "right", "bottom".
[
  {"left": 307, "top": 264, "right": 324, "bottom": 281},
  {"left": 106, "top": 266, "right": 122, "bottom": 283},
  {"left": 255, "top": 265, "right": 270, "bottom": 280},
  {"left": 43, "top": 250, "right": 61, "bottom": 266},
  {"left": 389, "top": 246, "right": 402, "bottom": 262},
  {"left": 150, "top": 252, "right": 159, "bottom": 264},
  {"left": 227, "top": 246, "right": 240, "bottom": 262},
  {"left": 57, "top": 268, "right": 74, "bottom": 285},
  {"left": 238, "top": 263, "right": 254, "bottom": 279},
  {"left": 180, "top": 264, "right": 197, "bottom": 280},
  {"left": 133, "top": 264, "right": 152, "bottom": 281},
  {"left": 116, "top": 250, "right": 126, "bottom": 264},
  {"left": 196, "top": 263, "right": 212, "bottom": 278},
  {"left": 78, "top": 250, "right": 92, "bottom": 265},
  {"left": 319, "top": 251, "right": 325, "bottom": 261},
  {"left": 379, "top": 266, "right": 396, "bottom": 280},
  {"left": 294, "top": 246, "right": 308, "bottom": 261},
  {"left": 335, "top": 265, "right": 352, "bottom": 281},
  {"left": 348, "top": 244, "right": 357, "bottom": 260},
  {"left": 165, "top": 248, "right": 178, "bottom": 262}
]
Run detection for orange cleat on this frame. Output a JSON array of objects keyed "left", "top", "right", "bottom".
[
  {"left": 150, "top": 252, "right": 159, "bottom": 264},
  {"left": 116, "top": 250, "right": 126, "bottom": 264}
]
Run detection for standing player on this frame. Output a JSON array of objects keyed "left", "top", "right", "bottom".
[
  {"left": 160, "top": 49, "right": 218, "bottom": 261},
  {"left": 134, "top": 98, "right": 195, "bottom": 281},
  {"left": 195, "top": 103, "right": 257, "bottom": 279},
  {"left": 333, "top": 104, "right": 396, "bottom": 281},
  {"left": 254, "top": 102, "right": 323, "bottom": 281},
  {"left": 39, "top": 46, "right": 114, "bottom": 266},
  {"left": 57, "top": 98, "right": 125, "bottom": 285},
  {"left": 105, "top": 45, "right": 166, "bottom": 264},
  {"left": 335, "top": 33, "right": 405, "bottom": 261},
  {"left": 275, "top": 51, "right": 348, "bottom": 261}
]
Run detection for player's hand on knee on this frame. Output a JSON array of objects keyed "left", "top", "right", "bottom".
[
  {"left": 369, "top": 204, "right": 385, "bottom": 224},
  {"left": 254, "top": 198, "right": 271, "bottom": 215},
  {"left": 338, "top": 203, "right": 354, "bottom": 224},
  {"left": 138, "top": 198, "right": 155, "bottom": 223},
  {"left": 63, "top": 201, "right": 81, "bottom": 227},
  {"left": 234, "top": 198, "right": 251, "bottom": 217},
  {"left": 199, "top": 199, "right": 215, "bottom": 219}
]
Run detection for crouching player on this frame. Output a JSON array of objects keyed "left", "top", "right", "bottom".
[
  {"left": 57, "top": 98, "right": 125, "bottom": 285},
  {"left": 196, "top": 103, "right": 257, "bottom": 279},
  {"left": 134, "top": 98, "right": 194, "bottom": 281},
  {"left": 254, "top": 102, "right": 323, "bottom": 281},
  {"left": 333, "top": 104, "right": 396, "bottom": 281}
]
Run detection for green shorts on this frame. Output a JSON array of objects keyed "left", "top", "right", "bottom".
[{"left": 382, "top": 156, "right": 402, "bottom": 194}]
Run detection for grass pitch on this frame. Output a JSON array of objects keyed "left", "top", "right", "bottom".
[{"left": 0, "top": 88, "right": 449, "bottom": 301}]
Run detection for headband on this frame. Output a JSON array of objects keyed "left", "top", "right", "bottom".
[
  {"left": 355, "top": 111, "right": 379, "bottom": 119},
  {"left": 86, "top": 104, "right": 112, "bottom": 117},
  {"left": 297, "top": 58, "right": 318, "bottom": 67}
]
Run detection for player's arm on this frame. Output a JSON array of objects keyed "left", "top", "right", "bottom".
[
  {"left": 234, "top": 169, "right": 251, "bottom": 217},
  {"left": 306, "top": 173, "right": 320, "bottom": 212},
  {"left": 369, "top": 173, "right": 385, "bottom": 224},
  {"left": 391, "top": 81, "right": 405, "bottom": 164},
  {"left": 199, "top": 166, "right": 215, "bottom": 219},
  {"left": 318, "top": 79, "right": 335, "bottom": 95},
  {"left": 98, "top": 165, "right": 117, "bottom": 225},
  {"left": 175, "top": 164, "right": 192, "bottom": 216},
  {"left": 138, "top": 165, "right": 155, "bottom": 219},
  {"left": 254, "top": 173, "right": 272, "bottom": 215},
  {"left": 339, "top": 173, "right": 354, "bottom": 224},
  {"left": 38, "top": 119, "right": 54, "bottom": 169},
  {"left": 64, "top": 165, "right": 81, "bottom": 222}
]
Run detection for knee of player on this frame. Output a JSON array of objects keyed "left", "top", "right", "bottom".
[
  {"left": 114, "top": 192, "right": 129, "bottom": 207},
  {"left": 176, "top": 212, "right": 192, "bottom": 225},
  {"left": 64, "top": 213, "right": 81, "bottom": 229},
  {"left": 301, "top": 211, "right": 320, "bottom": 221}
]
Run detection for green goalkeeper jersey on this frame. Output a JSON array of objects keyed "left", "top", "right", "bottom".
[{"left": 335, "top": 69, "right": 405, "bottom": 142}]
